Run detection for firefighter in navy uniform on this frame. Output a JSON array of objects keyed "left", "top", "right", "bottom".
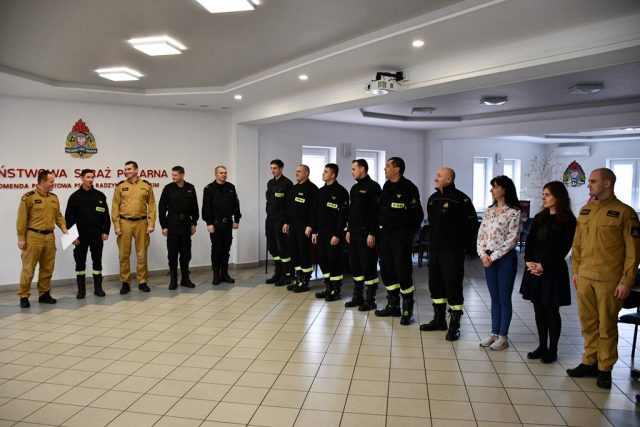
[
  {"left": 345, "top": 159, "right": 382, "bottom": 311},
  {"left": 375, "top": 157, "right": 424, "bottom": 325},
  {"left": 420, "top": 167, "right": 477, "bottom": 340},
  {"left": 65, "top": 169, "right": 111, "bottom": 299},
  {"left": 16, "top": 170, "right": 68, "bottom": 308},
  {"left": 283, "top": 165, "right": 318, "bottom": 293},
  {"left": 202, "top": 165, "right": 242, "bottom": 285},
  {"left": 159, "top": 166, "right": 199, "bottom": 290},
  {"left": 265, "top": 159, "right": 294, "bottom": 286},
  {"left": 311, "top": 163, "right": 349, "bottom": 301}
]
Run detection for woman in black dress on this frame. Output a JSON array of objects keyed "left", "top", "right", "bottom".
[{"left": 520, "top": 181, "right": 576, "bottom": 363}]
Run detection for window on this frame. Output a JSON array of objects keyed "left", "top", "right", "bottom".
[
  {"left": 355, "top": 149, "right": 385, "bottom": 185},
  {"left": 302, "top": 146, "right": 336, "bottom": 188},
  {"left": 473, "top": 157, "right": 493, "bottom": 211},
  {"left": 503, "top": 158, "right": 521, "bottom": 197},
  {"left": 608, "top": 159, "right": 640, "bottom": 210}
]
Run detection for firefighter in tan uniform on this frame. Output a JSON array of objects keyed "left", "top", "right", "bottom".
[
  {"left": 112, "top": 161, "right": 156, "bottom": 294},
  {"left": 567, "top": 168, "right": 640, "bottom": 389},
  {"left": 16, "top": 170, "right": 67, "bottom": 308}
]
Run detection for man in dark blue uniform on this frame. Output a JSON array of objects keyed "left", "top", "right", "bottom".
[
  {"left": 375, "top": 157, "right": 424, "bottom": 325},
  {"left": 345, "top": 159, "right": 381, "bottom": 311},
  {"left": 202, "top": 166, "right": 241, "bottom": 285},
  {"left": 65, "top": 169, "right": 110, "bottom": 299},
  {"left": 265, "top": 159, "right": 294, "bottom": 286},
  {"left": 159, "top": 166, "right": 199, "bottom": 290},
  {"left": 420, "top": 167, "right": 477, "bottom": 340}
]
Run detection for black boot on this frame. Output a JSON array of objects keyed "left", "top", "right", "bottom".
[
  {"left": 120, "top": 282, "right": 130, "bottom": 294},
  {"left": 169, "top": 268, "right": 178, "bottom": 290},
  {"left": 315, "top": 278, "right": 331, "bottom": 299},
  {"left": 446, "top": 309, "right": 463, "bottom": 341},
  {"left": 325, "top": 280, "right": 342, "bottom": 302},
  {"left": 275, "top": 264, "right": 292, "bottom": 287},
  {"left": 374, "top": 293, "right": 401, "bottom": 317},
  {"left": 287, "top": 270, "right": 301, "bottom": 291},
  {"left": 266, "top": 261, "right": 281, "bottom": 284},
  {"left": 400, "top": 293, "right": 414, "bottom": 325},
  {"left": 180, "top": 267, "right": 195, "bottom": 288},
  {"left": 76, "top": 275, "right": 86, "bottom": 299},
  {"left": 212, "top": 264, "right": 221, "bottom": 285},
  {"left": 358, "top": 285, "right": 377, "bottom": 311},
  {"left": 293, "top": 272, "right": 311, "bottom": 293},
  {"left": 93, "top": 274, "right": 105, "bottom": 297},
  {"left": 345, "top": 281, "right": 364, "bottom": 308},
  {"left": 420, "top": 303, "right": 448, "bottom": 331},
  {"left": 38, "top": 292, "right": 57, "bottom": 304},
  {"left": 220, "top": 262, "right": 235, "bottom": 283}
]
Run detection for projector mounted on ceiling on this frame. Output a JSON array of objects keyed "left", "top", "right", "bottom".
[{"left": 365, "top": 71, "right": 404, "bottom": 95}]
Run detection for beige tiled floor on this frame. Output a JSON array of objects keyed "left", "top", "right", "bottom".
[{"left": 0, "top": 259, "right": 638, "bottom": 426}]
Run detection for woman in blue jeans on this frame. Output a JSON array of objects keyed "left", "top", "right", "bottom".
[{"left": 477, "top": 176, "right": 521, "bottom": 350}]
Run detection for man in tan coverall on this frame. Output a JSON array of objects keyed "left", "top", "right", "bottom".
[
  {"left": 112, "top": 161, "right": 156, "bottom": 294},
  {"left": 17, "top": 170, "right": 68, "bottom": 308},
  {"left": 567, "top": 167, "right": 640, "bottom": 389}
]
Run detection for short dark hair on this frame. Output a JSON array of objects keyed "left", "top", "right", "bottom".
[
  {"left": 594, "top": 167, "right": 616, "bottom": 185},
  {"left": 37, "top": 169, "right": 52, "bottom": 183},
  {"left": 352, "top": 159, "right": 369, "bottom": 172},
  {"left": 388, "top": 157, "right": 405, "bottom": 175},
  {"left": 80, "top": 169, "right": 95, "bottom": 177},
  {"left": 270, "top": 159, "right": 284, "bottom": 168},
  {"left": 172, "top": 166, "right": 185, "bottom": 174},
  {"left": 125, "top": 160, "right": 138, "bottom": 169},
  {"left": 325, "top": 163, "right": 339, "bottom": 178}
]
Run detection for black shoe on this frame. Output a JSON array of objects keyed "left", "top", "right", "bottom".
[
  {"left": 20, "top": 298, "right": 30, "bottom": 308},
  {"left": 180, "top": 269, "right": 195, "bottom": 288},
  {"left": 527, "top": 347, "right": 547, "bottom": 360},
  {"left": 325, "top": 281, "right": 342, "bottom": 302},
  {"left": 445, "top": 309, "right": 462, "bottom": 341},
  {"left": 120, "top": 282, "right": 130, "bottom": 295},
  {"left": 76, "top": 275, "right": 86, "bottom": 299},
  {"left": 93, "top": 275, "right": 106, "bottom": 297},
  {"left": 315, "top": 279, "right": 331, "bottom": 299},
  {"left": 38, "top": 292, "right": 57, "bottom": 304},
  {"left": 287, "top": 272, "right": 301, "bottom": 291},
  {"left": 169, "top": 269, "right": 178, "bottom": 290},
  {"left": 138, "top": 283, "right": 150, "bottom": 292},
  {"left": 596, "top": 370, "right": 612, "bottom": 389},
  {"left": 358, "top": 286, "right": 377, "bottom": 311},
  {"left": 400, "top": 295, "right": 414, "bottom": 325},
  {"left": 541, "top": 352, "right": 557, "bottom": 364},
  {"left": 566, "top": 363, "right": 598, "bottom": 378},
  {"left": 292, "top": 273, "right": 310, "bottom": 293},
  {"left": 420, "top": 303, "right": 447, "bottom": 331},
  {"left": 345, "top": 282, "right": 364, "bottom": 308},
  {"left": 220, "top": 264, "right": 235, "bottom": 283},
  {"left": 375, "top": 304, "right": 401, "bottom": 317},
  {"left": 266, "top": 263, "right": 281, "bottom": 284},
  {"left": 275, "top": 274, "right": 292, "bottom": 287}
]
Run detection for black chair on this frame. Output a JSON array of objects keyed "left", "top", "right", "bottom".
[
  {"left": 618, "top": 269, "right": 640, "bottom": 379},
  {"left": 412, "top": 224, "right": 429, "bottom": 267}
]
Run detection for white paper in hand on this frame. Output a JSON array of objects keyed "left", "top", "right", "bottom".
[{"left": 62, "top": 225, "right": 79, "bottom": 250}]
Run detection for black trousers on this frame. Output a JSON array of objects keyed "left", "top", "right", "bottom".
[
  {"left": 380, "top": 228, "right": 414, "bottom": 294},
  {"left": 427, "top": 247, "right": 465, "bottom": 308},
  {"left": 317, "top": 232, "right": 343, "bottom": 280},
  {"left": 210, "top": 228, "right": 232, "bottom": 264},
  {"left": 349, "top": 232, "right": 378, "bottom": 285},
  {"left": 167, "top": 227, "right": 192, "bottom": 270},
  {"left": 289, "top": 223, "right": 313, "bottom": 272},
  {"left": 266, "top": 217, "right": 289, "bottom": 261},
  {"left": 73, "top": 232, "right": 104, "bottom": 274}
]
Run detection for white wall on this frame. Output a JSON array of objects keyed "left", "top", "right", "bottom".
[
  {"left": 256, "top": 119, "right": 427, "bottom": 260},
  {"left": 0, "top": 96, "right": 232, "bottom": 287}
]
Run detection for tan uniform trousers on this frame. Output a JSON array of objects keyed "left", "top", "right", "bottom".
[
  {"left": 117, "top": 219, "right": 150, "bottom": 284},
  {"left": 576, "top": 275, "right": 624, "bottom": 371},
  {"left": 18, "top": 232, "right": 56, "bottom": 298}
]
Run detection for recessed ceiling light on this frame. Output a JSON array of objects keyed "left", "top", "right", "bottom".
[
  {"left": 196, "top": 0, "right": 255, "bottom": 13},
  {"left": 298, "top": 74, "right": 309, "bottom": 81},
  {"left": 569, "top": 82, "right": 605, "bottom": 94},
  {"left": 480, "top": 96, "right": 508, "bottom": 106},
  {"left": 234, "top": 94, "right": 243, "bottom": 100},
  {"left": 95, "top": 67, "right": 143, "bottom": 81},
  {"left": 412, "top": 40, "right": 425, "bottom": 48},
  {"left": 128, "top": 35, "right": 186, "bottom": 56}
]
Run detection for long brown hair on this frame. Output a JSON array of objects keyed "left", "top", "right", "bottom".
[{"left": 537, "top": 181, "right": 575, "bottom": 228}]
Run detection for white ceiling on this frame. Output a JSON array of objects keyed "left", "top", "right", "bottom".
[{"left": 1, "top": 0, "right": 639, "bottom": 136}]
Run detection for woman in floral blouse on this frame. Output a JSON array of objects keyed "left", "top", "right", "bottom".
[{"left": 477, "top": 175, "right": 522, "bottom": 350}]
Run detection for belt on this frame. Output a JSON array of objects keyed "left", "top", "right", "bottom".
[
  {"left": 27, "top": 228, "right": 54, "bottom": 235},
  {"left": 170, "top": 213, "right": 189, "bottom": 220},
  {"left": 120, "top": 215, "right": 147, "bottom": 222},
  {"left": 213, "top": 217, "right": 230, "bottom": 223}
]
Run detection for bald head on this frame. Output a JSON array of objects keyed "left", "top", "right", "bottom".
[{"left": 434, "top": 167, "right": 455, "bottom": 191}]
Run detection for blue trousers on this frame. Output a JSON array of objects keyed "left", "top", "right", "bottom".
[{"left": 484, "top": 249, "right": 517, "bottom": 336}]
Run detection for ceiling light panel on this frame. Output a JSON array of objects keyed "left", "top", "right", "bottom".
[
  {"left": 298, "top": 74, "right": 309, "bottom": 81},
  {"left": 196, "top": 0, "right": 255, "bottom": 13},
  {"left": 412, "top": 40, "right": 425, "bottom": 48},
  {"left": 95, "top": 67, "right": 143, "bottom": 81},
  {"left": 480, "top": 96, "right": 508, "bottom": 106},
  {"left": 128, "top": 36, "right": 186, "bottom": 56}
]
